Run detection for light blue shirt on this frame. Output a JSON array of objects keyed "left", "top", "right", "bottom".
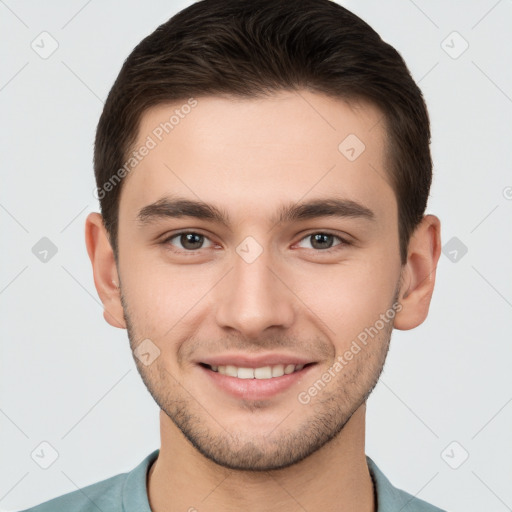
[{"left": 17, "top": 449, "right": 446, "bottom": 511}]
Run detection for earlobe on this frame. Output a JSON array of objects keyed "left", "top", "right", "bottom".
[
  {"left": 394, "top": 214, "right": 441, "bottom": 331},
  {"left": 84, "top": 212, "right": 126, "bottom": 329}
]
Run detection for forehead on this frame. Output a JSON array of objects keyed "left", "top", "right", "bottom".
[{"left": 119, "top": 90, "right": 395, "bottom": 226}]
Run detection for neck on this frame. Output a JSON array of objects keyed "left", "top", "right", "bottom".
[{"left": 147, "top": 403, "right": 375, "bottom": 512}]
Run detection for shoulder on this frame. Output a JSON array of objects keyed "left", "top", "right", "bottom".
[
  {"left": 16, "top": 449, "right": 159, "bottom": 512},
  {"left": 16, "top": 472, "right": 126, "bottom": 512},
  {"left": 366, "top": 455, "right": 447, "bottom": 512}
]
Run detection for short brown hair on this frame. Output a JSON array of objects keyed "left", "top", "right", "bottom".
[{"left": 94, "top": 0, "right": 432, "bottom": 264}]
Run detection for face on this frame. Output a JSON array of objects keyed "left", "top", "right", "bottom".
[{"left": 115, "top": 90, "right": 403, "bottom": 470}]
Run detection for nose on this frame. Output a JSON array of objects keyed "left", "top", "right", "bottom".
[{"left": 214, "top": 245, "right": 296, "bottom": 338}]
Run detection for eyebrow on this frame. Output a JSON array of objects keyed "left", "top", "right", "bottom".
[{"left": 136, "top": 195, "right": 375, "bottom": 228}]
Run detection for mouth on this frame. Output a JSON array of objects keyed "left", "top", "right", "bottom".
[
  {"left": 195, "top": 352, "right": 319, "bottom": 400},
  {"left": 197, "top": 359, "right": 318, "bottom": 401},
  {"left": 199, "top": 362, "right": 316, "bottom": 379}
]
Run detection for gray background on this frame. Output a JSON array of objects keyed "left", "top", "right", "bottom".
[{"left": 1, "top": 1, "right": 511, "bottom": 511}]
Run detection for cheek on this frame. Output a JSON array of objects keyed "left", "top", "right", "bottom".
[
  {"left": 298, "top": 253, "right": 400, "bottom": 342},
  {"left": 119, "top": 248, "right": 219, "bottom": 338}
]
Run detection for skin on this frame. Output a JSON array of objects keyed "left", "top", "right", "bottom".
[{"left": 85, "top": 90, "right": 441, "bottom": 512}]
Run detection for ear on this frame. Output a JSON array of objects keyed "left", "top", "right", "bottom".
[
  {"left": 394, "top": 214, "right": 441, "bottom": 330},
  {"left": 84, "top": 212, "right": 126, "bottom": 329}
]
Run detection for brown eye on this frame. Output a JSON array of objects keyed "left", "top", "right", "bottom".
[
  {"left": 180, "top": 233, "right": 204, "bottom": 250},
  {"left": 164, "top": 232, "right": 213, "bottom": 251},
  {"left": 310, "top": 233, "right": 335, "bottom": 250},
  {"left": 297, "top": 232, "right": 346, "bottom": 251}
]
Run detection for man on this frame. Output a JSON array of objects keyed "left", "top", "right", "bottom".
[{"left": 20, "top": 0, "right": 445, "bottom": 510}]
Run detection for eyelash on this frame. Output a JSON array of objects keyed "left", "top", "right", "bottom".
[{"left": 160, "top": 230, "right": 351, "bottom": 254}]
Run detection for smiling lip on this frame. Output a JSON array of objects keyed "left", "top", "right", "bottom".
[
  {"left": 197, "top": 352, "right": 315, "bottom": 368},
  {"left": 196, "top": 353, "right": 317, "bottom": 400}
]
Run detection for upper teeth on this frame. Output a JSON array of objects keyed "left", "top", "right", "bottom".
[{"left": 211, "top": 364, "right": 305, "bottom": 379}]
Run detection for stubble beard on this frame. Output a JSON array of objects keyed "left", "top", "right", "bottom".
[{"left": 121, "top": 290, "right": 395, "bottom": 471}]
